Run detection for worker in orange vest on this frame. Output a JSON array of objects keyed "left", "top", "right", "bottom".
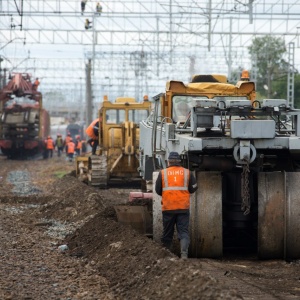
[
  {"left": 33, "top": 78, "right": 40, "bottom": 90},
  {"left": 64, "top": 132, "right": 72, "bottom": 153},
  {"left": 155, "top": 152, "right": 198, "bottom": 259},
  {"left": 46, "top": 136, "right": 55, "bottom": 158},
  {"left": 75, "top": 135, "right": 82, "bottom": 156},
  {"left": 66, "top": 138, "right": 75, "bottom": 162},
  {"left": 86, "top": 117, "right": 102, "bottom": 155}
]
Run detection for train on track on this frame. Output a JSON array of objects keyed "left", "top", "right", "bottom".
[{"left": 0, "top": 73, "right": 50, "bottom": 159}]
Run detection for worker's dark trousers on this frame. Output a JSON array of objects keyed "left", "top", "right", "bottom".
[
  {"left": 161, "top": 211, "right": 190, "bottom": 251},
  {"left": 92, "top": 140, "right": 99, "bottom": 155},
  {"left": 47, "top": 149, "right": 53, "bottom": 158}
]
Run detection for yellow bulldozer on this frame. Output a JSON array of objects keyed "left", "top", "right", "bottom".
[{"left": 76, "top": 96, "right": 151, "bottom": 188}]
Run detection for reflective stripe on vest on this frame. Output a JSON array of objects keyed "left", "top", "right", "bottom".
[
  {"left": 162, "top": 168, "right": 189, "bottom": 191},
  {"left": 161, "top": 166, "right": 190, "bottom": 211}
]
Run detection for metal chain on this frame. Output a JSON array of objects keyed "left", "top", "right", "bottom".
[{"left": 241, "top": 160, "right": 251, "bottom": 215}]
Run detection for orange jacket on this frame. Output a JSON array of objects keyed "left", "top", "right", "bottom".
[
  {"left": 46, "top": 138, "right": 54, "bottom": 150},
  {"left": 85, "top": 118, "right": 100, "bottom": 140},
  {"left": 65, "top": 136, "right": 72, "bottom": 145},
  {"left": 161, "top": 166, "right": 190, "bottom": 211},
  {"left": 67, "top": 142, "right": 75, "bottom": 154},
  {"left": 76, "top": 140, "right": 82, "bottom": 149}
]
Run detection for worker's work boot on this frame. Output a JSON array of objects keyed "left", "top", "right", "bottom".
[
  {"left": 180, "top": 238, "right": 189, "bottom": 260},
  {"left": 162, "top": 240, "right": 172, "bottom": 251}
]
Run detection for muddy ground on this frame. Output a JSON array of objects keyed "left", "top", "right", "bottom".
[{"left": 0, "top": 155, "right": 300, "bottom": 300}]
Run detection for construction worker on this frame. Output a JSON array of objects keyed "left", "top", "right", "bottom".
[
  {"left": 86, "top": 117, "right": 101, "bottom": 155},
  {"left": 33, "top": 78, "right": 40, "bottom": 90},
  {"left": 64, "top": 132, "right": 72, "bottom": 153},
  {"left": 55, "top": 133, "right": 64, "bottom": 157},
  {"left": 85, "top": 19, "right": 92, "bottom": 29},
  {"left": 75, "top": 135, "right": 82, "bottom": 156},
  {"left": 66, "top": 138, "right": 75, "bottom": 162},
  {"left": 46, "top": 136, "right": 55, "bottom": 158},
  {"left": 96, "top": 2, "right": 102, "bottom": 15},
  {"left": 43, "top": 138, "right": 48, "bottom": 159},
  {"left": 81, "top": 0, "right": 87, "bottom": 15},
  {"left": 155, "top": 152, "right": 198, "bottom": 259}
]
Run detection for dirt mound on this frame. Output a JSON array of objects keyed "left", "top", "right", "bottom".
[
  {"left": 3, "top": 157, "right": 299, "bottom": 299},
  {"left": 30, "top": 173, "right": 242, "bottom": 299},
  {"left": 65, "top": 211, "right": 242, "bottom": 299}
]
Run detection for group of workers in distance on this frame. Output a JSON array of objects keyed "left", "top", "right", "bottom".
[
  {"left": 43, "top": 133, "right": 87, "bottom": 162},
  {"left": 43, "top": 115, "right": 101, "bottom": 161}
]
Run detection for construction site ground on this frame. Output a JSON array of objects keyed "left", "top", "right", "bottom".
[{"left": 0, "top": 155, "right": 300, "bottom": 300}]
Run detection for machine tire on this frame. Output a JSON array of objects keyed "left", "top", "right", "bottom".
[
  {"left": 258, "top": 172, "right": 285, "bottom": 259},
  {"left": 258, "top": 171, "right": 300, "bottom": 260},
  {"left": 189, "top": 172, "right": 223, "bottom": 258},
  {"left": 284, "top": 172, "right": 300, "bottom": 260}
]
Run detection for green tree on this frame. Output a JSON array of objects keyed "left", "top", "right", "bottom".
[
  {"left": 248, "top": 36, "right": 287, "bottom": 98},
  {"left": 272, "top": 74, "right": 300, "bottom": 108}
]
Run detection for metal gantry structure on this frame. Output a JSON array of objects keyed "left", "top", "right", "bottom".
[{"left": 1, "top": 0, "right": 300, "bottom": 120}]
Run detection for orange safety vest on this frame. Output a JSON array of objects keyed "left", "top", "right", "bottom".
[
  {"left": 67, "top": 142, "right": 75, "bottom": 154},
  {"left": 76, "top": 140, "right": 82, "bottom": 149},
  {"left": 46, "top": 138, "right": 54, "bottom": 150},
  {"left": 161, "top": 166, "right": 190, "bottom": 211},
  {"left": 65, "top": 136, "right": 72, "bottom": 145},
  {"left": 85, "top": 118, "right": 100, "bottom": 140}
]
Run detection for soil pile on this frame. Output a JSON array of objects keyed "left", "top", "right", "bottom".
[
  {"left": 40, "top": 174, "right": 242, "bottom": 299},
  {"left": 1, "top": 157, "right": 300, "bottom": 299}
]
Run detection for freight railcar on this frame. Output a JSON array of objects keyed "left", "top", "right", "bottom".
[{"left": 0, "top": 73, "right": 50, "bottom": 158}]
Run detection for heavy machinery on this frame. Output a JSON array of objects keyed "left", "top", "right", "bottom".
[
  {"left": 139, "top": 73, "right": 300, "bottom": 260},
  {"left": 66, "top": 123, "right": 84, "bottom": 141},
  {"left": 76, "top": 96, "right": 151, "bottom": 188},
  {"left": 0, "top": 73, "right": 50, "bottom": 158}
]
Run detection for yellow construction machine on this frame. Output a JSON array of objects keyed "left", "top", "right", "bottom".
[
  {"left": 139, "top": 71, "right": 300, "bottom": 260},
  {"left": 76, "top": 96, "right": 151, "bottom": 188}
]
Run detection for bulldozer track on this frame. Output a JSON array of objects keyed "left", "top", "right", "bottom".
[{"left": 88, "top": 155, "right": 108, "bottom": 188}]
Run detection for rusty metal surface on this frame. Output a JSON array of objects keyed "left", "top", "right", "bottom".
[
  {"left": 285, "top": 172, "right": 300, "bottom": 260},
  {"left": 190, "top": 172, "right": 222, "bottom": 258},
  {"left": 114, "top": 205, "right": 152, "bottom": 235},
  {"left": 258, "top": 172, "right": 285, "bottom": 259}
]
